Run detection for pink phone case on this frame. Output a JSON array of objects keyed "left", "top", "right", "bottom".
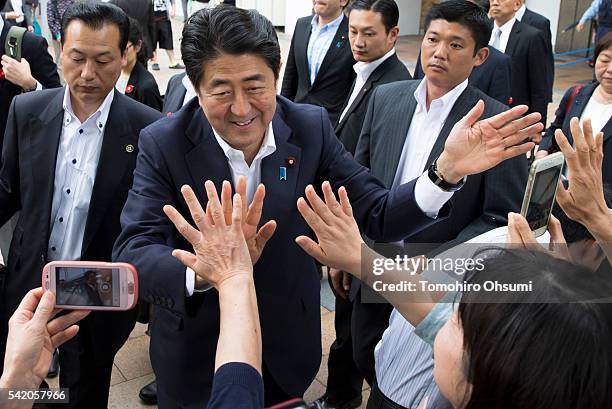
[{"left": 42, "top": 261, "right": 138, "bottom": 311}]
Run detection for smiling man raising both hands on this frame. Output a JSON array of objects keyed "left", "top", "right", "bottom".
[{"left": 113, "top": 6, "right": 542, "bottom": 409}]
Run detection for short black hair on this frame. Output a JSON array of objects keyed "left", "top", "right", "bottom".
[
  {"left": 182, "top": 5, "right": 281, "bottom": 89},
  {"left": 61, "top": 2, "right": 130, "bottom": 55},
  {"left": 424, "top": 0, "right": 492, "bottom": 54},
  {"left": 347, "top": 0, "right": 400, "bottom": 33},
  {"left": 127, "top": 17, "right": 143, "bottom": 46}
]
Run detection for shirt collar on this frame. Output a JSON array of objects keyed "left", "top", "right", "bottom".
[
  {"left": 311, "top": 12, "right": 344, "bottom": 32},
  {"left": 495, "top": 16, "right": 517, "bottom": 34},
  {"left": 212, "top": 122, "right": 277, "bottom": 164},
  {"left": 181, "top": 74, "right": 196, "bottom": 96},
  {"left": 62, "top": 86, "right": 114, "bottom": 131},
  {"left": 353, "top": 48, "right": 396, "bottom": 81},
  {"left": 516, "top": 4, "right": 526, "bottom": 21},
  {"left": 414, "top": 77, "right": 469, "bottom": 112}
]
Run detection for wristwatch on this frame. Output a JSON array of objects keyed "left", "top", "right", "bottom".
[{"left": 427, "top": 159, "right": 466, "bottom": 192}]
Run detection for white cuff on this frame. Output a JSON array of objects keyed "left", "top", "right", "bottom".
[
  {"left": 414, "top": 172, "right": 454, "bottom": 219},
  {"left": 35, "top": 81, "right": 42, "bottom": 91},
  {"left": 185, "top": 267, "right": 213, "bottom": 296}
]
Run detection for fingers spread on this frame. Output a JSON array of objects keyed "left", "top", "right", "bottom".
[
  {"left": 256, "top": 220, "right": 277, "bottom": 246},
  {"left": 221, "top": 181, "right": 233, "bottom": 225},
  {"left": 322, "top": 181, "right": 343, "bottom": 217},
  {"left": 171, "top": 249, "right": 198, "bottom": 269},
  {"left": 460, "top": 99, "right": 485, "bottom": 127},
  {"left": 246, "top": 184, "right": 266, "bottom": 227},
  {"left": 295, "top": 236, "right": 326, "bottom": 262},
  {"left": 305, "top": 185, "right": 335, "bottom": 225},
  {"left": 181, "top": 185, "right": 209, "bottom": 231},
  {"left": 297, "top": 197, "right": 323, "bottom": 232},
  {"left": 487, "top": 104, "right": 529, "bottom": 129},
  {"left": 338, "top": 187, "right": 354, "bottom": 218},
  {"left": 164, "top": 204, "right": 201, "bottom": 244},
  {"left": 204, "top": 181, "right": 226, "bottom": 228}
]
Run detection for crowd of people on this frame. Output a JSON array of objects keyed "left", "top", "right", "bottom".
[{"left": 0, "top": 1, "right": 610, "bottom": 409}]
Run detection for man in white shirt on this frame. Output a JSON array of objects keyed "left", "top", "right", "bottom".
[
  {"left": 317, "top": 1, "right": 411, "bottom": 408},
  {"left": 352, "top": 1, "right": 529, "bottom": 408},
  {"left": 0, "top": 3, "right": 161, "bottom": 408},
  {"left": 113, "top": 6, "right": 541, "bottom": 409}
]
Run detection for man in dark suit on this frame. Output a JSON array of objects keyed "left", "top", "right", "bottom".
[
  {"left": 163, "top": 72, "right": 195, "bottom": 115},
  {"left": 317, "top": 1, "right": 410, "bottom": 408},
  {"left": 0, "top": 4, "right": 162, "bottom": 408},
  {"left": 281, "top": 0, "right": 355, "bottom": 124},
  {"left": 489, "top": 0, "right": 549, "bottom": 125},
  {"left": 0, "top": 0, "right": 61, "bottom": 149},
  {"left": 113, "top": 7, "right": 541, "bottom": 409},
  {"left": 414, "top": 45, "right": 512, "bottom": 105},
  {"left": 109, "top": 0, "right": 157, "bottom": 64},
  {"left": 516, "top": 1, "right": 554, "bottom": 103},
  {"left": 353, "top": 2, "right": 527, "bottom": 407}
]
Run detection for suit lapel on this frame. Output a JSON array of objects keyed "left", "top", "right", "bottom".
[
  {"left": 504, "top": 20, "right": 521, "bottom": 57},
  {"left": 260, "top": 107, "right": 301, "bottom": 231},
  {"left": 81, "top": 92, "right": 138, "bottom": 255},
  {"left": 184, "top": 107, "right": 233, "bottom": 203},
  {"left": 383, "top": 82, "right": 419, "bottom": 187},
  {"left": 565, "top": 84, "right": 597, "bottom": 145},
  {"left": 423, "top": 87, "right": 476, "bottom": 170},
  {"left": 29, "top": 89, "right": 65, "bottom": 245},
  {"left": 311, "top": 15, "right": 349, "bottom": 89},
  {"left": 299, "top": 18, "right": 313, "bottom": 85}
]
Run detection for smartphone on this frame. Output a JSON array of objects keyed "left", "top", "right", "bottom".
[
  {"left": 520, "top": 152, "right": 565, "bottom": 237},
  {"left": 42, "top": 261, "right": 138, "bottom": 310}
]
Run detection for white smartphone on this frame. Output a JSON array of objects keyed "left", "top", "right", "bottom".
[
  {"left": 520, "top": 152, "right": 565, "bottom": 237},
  {"left": 42, "top": 261, "right": 138, "bottom": 310}
]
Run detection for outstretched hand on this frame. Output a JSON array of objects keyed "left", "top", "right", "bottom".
[
  {"left": 295, "top": 182, "right": 363, "bottom": 276},
  {"left": 164, "top": 181, "right": 254, "bottom": 289},
  {"left": 437, "top": 101, "right": 542, "bottom": 183}
]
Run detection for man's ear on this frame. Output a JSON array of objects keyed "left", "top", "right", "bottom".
[
  {"left": 388, "top": 26, "right": 400, "bottom": 46},
  {"left": 473, "top": 46, "right": 490, "bottom": 68}
]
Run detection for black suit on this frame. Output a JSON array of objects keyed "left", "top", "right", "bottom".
[
  {"left": 0, "top": 88, "right": 162, "bottom": 408},
  {"left": 502, "top": 20, "right": 549, "bottom": 125},
  {"left": 125, "top": 61, "right": 163, "bottom": 111},
  {"left": 163, "top": 72, "right": 188, "bottom": 115},
  {"left": 350, "top": 81, "right": 527, "bottom": 387},
  {"left": 521, "top": 8, "right": 554, "bottom": 102},
  {"left": 414, "top": 46, "right": 512, "bottom": 105},
  {"left": 540, "top": 82, "right": 612, "bottom": 184},
  {"left": 334, "top": 53, "right": 411, "bottom": 153},
  {"left": 281, "top": 14, "right": 356, "bottom": 124},
  {"left": 324, "top": 53, "right": 411, "bottom": 402},
  {"left": 109, "top": 0, "right": 156, "bottom": 60},
  {"left": 0, "top": 21, "right": 61, "bottom": 147}
]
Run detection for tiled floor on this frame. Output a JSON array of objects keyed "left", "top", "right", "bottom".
[{"left": 45, "top": 15, "right": 593, "bottom": 409}]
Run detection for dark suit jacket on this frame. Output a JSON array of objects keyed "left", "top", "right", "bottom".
[
  {"left": 0, "top": 88, "right": 162, "bottom": 365},
  {"left": 281, "top": 15, "right": 356, "bottom": 124},
  {"left": 125, "top": 61, "right": 163, "bottom": 112},
  {"left": 414, "top": 46, "right": 512, "bottom": 105},
  {"left": 540, "top": 82, "right": 612, "bottom": 184},
  {"left": 335, "top": 53, "right": 411, "bottom": 154},
  {"left": 112, "top": 96, "right": 451, "bottom": 406},
  {"left": 355, "top": 80, "right": 528, "bottom": 244},
  {"left": 162, "top": 72, "right": 188, "bottom": 115},
  {"left": 504, "top": 20, "right": 549, "bottom": 124},
  {"left": 521, "top": 8, "right": 554, "bottom": 102},
  {"left": 0, "top": 22, "right": 61, "bottom": 148},
  {"left": 110, "top": 0, "right": 156, "bottom": 59}
]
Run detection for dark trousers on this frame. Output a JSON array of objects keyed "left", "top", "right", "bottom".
[
  {"left": 49, "top": 333, "right": 114, "bottom": 409},
  {"left": 366, "top": 381, "right": 408, "bottom": 409},
  {"left": 325, "top": 279, "right": 392, "bottom": 400},
  {"left": 324, "top": 279, "right": 364, "bottom": 401}
]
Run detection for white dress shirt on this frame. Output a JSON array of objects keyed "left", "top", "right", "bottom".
[
  {"left": 339, "top": 48, "right": 396, "bottom": 123},
  {"left": 181, "top": 74, "right": 197, "bottom": 107},
  {"left": 515, "top": 4, "right": 526, "bottom": 21},
  {"left": 393, "top": 77, "right": 468, "bottom": 218},
  {"left": 47, "top": 87, "right": 114, "bottom": 261},
  {"left": 489, "top": 17, "right": 516, "bottom": 53},
  {"left": 185, "top": 123, "right": 277, "bottom": 295}
]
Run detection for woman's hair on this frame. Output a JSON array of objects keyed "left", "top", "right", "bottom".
[
  {"left": 595, "top": 32, "right": 612, "bottom": 62},
  {"left": 458, "top": 250, "right": 612, "bottom": 409},
  {"left": 127, "top": 17, "right": 143, "bottom": 47}
]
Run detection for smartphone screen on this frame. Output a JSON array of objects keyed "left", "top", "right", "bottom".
[
  {"left": 525, "top": 164, "right": 564, "bottom": 231},
  {"left": 55, "top": 267, "right": 121, "bottom": 307}
]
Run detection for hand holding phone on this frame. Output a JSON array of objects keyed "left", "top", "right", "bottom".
[
  {"left": 42, "top": 261, "right": 138, "bottom": 310},
  {"left": 520, "top": 152, "right": 565, "bottom": 237}
]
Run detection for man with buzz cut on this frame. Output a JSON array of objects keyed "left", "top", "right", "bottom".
[
  {"left": 316, "top": 1, "right": 410, "bottom": 408},
  {"left": 353, "top": 1, "right": 528, "bottom": 407}
]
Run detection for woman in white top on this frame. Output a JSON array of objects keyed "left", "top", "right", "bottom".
[{"left": 539, "top": 32, "right": 612, "bottom": 183}]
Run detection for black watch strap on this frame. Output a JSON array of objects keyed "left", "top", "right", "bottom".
[{"left": 427, "top": 160, "right": 466, "bottom": 192}]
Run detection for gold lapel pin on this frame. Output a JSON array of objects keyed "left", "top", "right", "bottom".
[{"left": 126, "top": 144, "right": 134, "bottom": 153}]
